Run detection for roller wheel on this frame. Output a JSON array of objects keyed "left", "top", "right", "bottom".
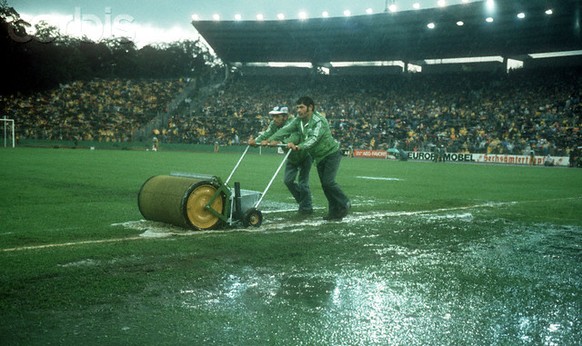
[
  {"left": 243, "top": 208, "right": 263, "bottom": 227},
  {"left": 185, "top": 183, "right": 224, "bottom": 230}
]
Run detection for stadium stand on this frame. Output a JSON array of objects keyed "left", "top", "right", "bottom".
[
  {"left": 3, "top": 0, "right": 580, "bottom": 159},
  {"left": 163, "top": 68, "right": 581, "bottom": 156},
  {"left": 2, "top": 67, "right": 580, "bottom": 157},
  {"left": 2, "top": 79, "right": 186, "bottom": 143}
]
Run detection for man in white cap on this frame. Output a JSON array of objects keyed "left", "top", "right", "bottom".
[{"left": 249, "top": 106, "right": 313, "bottom": 216}]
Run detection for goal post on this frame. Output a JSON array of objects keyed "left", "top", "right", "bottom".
[{"left": 1, "top": 116, "right": 16, "bottom": 148}]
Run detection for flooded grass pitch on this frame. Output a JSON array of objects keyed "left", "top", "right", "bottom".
[
  {"left": 1, "top": 148, "right": 581, "bottom": 344},
  {"left": 41, "top": 205, "right": 577, "bottom": 345},
  {"left": 160, "top": 214, "right": 581, "bottom": 345}
]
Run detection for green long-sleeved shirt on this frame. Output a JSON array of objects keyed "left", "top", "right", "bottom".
[
  {"left": 257, "top": 117, "right": 309, "bottom": 164},
  {"left": 270, "top": 111, "right": 339, "bottom": 163}
]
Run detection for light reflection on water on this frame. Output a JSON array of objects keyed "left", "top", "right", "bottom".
[{"left": 177, "top": 217, "right": 581, "bottom": 345}]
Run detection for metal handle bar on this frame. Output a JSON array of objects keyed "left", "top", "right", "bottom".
[
  {"left": 248, "top": 142, "right": 290, "bottom": 148},
  {"left": 254, "top": 148, "right": 293, "bottom": 209},
  {"left": 225, "top": 145, "right": 251, "bottom": 185},
  {"left": 226, "top": 143, "right": 294, "bottom": 190}
]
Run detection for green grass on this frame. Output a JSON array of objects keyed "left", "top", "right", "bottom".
[{"left": 1, "top": 147, "right": 581, "bottom": 345}]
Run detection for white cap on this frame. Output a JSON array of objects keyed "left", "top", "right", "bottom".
[{"left": 268, "top": 106, "right": 289, "bottom": 115}]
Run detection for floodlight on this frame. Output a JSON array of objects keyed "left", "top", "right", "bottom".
[
  {"left": 486, "top": 17, "right": 494, "bottom": 23},
  {"left": 299, "top": 11, "right": 308, "bottom": 20},
  {"left": 256, "top": 14, "right": 264, "bottom": 21},
  {"left": 545, "top": 9, "right": 553, "bottom": 15},
  {"left": 212, "top": 14, "right": 220, "bottom": 21},
  {"left": 234, "top": 14, "right": 242, "bottom": 21},
  {"left": 322, "top": 11, "right": 329, "bottom": 18},
  {"left": 485, "top": 0, "right": 495, "bottom": 14},
  {"left": 427, "top": 22, "right": 436, "bottom": 29},
  {"left": 413, "top": 3, "right": 421, "bottom": 10},
  {"left": 456, "top": 21, "right": 464, "bottom": 26},
  {"left": 366, "top": 8, "right": 373, "bottom": 15},
  {"left": 437, "top": 0, "right": 446, "bottom": 8},
  {"left": 191, "top": 14, "right": 200, "bottom": 21},
  {"left": 389, "top": 5, "right": 397, "bottom": 12},
  {"left": 343, "top": 10, "right": 351, "bottom": 17},
  {"left": 517, "top": 12, "right": 525, "bottom": 19},
  {"left": 277, "top": 13, "right": 285, "bottom": 20}
]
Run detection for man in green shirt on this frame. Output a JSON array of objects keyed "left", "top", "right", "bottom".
[
  {"left": 270, "top": 97, "right": 350, "bottom": 221},
  {"left": 249, "top": 106, "right": 313, "bottom": 215}
]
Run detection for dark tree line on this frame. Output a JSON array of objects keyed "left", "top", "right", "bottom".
[{"left": 0, "top": 1, "right": 218, "bottom": 95}]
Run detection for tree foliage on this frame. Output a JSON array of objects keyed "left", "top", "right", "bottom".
[{"left": 0, "top": 2, "right": 218, "bottom": 95}]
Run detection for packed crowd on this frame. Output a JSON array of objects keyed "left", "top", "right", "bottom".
[
  {"left": 2, "top": 67, "right": 580, "bottom": 157},
  {"left": 1, "top": 79, "right": 187, "bottom": 142},
  {"left": 166, "top": 67, "right": 581, "bottom": 157}
]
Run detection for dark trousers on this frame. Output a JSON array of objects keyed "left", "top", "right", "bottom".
[
  {"left": 316, "top": 150, "right": 349, "bottom": 216},
  {"left": 284, "top": 156, "right": 313, "bottom": 212}
]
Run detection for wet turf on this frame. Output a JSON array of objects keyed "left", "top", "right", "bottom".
[{"left": 0, "top": 148, "right": 581, "bottom": 344}]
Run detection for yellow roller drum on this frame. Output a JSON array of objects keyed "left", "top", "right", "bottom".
[
  {"left": 138, "top": 175, "right": 224, "bottom": 230},
  {"left": 184, "top": 182, "right": 224, "bottom": 230}
]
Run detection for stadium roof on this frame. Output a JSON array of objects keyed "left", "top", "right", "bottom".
[{"left": 192, "top": 0, "right": 582, "bottom": 65}]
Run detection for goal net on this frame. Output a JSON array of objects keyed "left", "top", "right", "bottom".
[{"left": 1, "top": 117, "right": 16, "bottom": 148}]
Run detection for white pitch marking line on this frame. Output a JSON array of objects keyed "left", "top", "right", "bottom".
[
  {"left": 356, "top": 176, "right": 403, "bottom": 181},
  {"left": 6, "top": 196, "right": 582, "bottom": 253},
  {"left": 1, "top": 201, "right": 517, "bottom": 252},
  {"left": 1, "top": 237, "right": 144, "bottom": 252},
  {"left": 2, "top": 202, "right": 506, "bottom": 252}
]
